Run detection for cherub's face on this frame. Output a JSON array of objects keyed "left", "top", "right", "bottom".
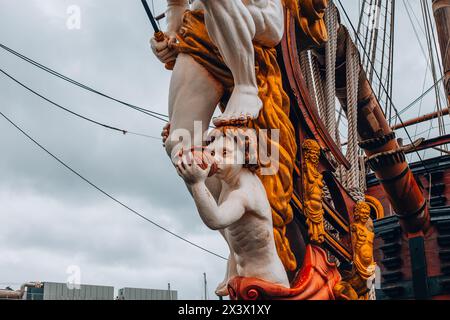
[{"left": 206, "top": 135, "right": 244, "bottom": 180}]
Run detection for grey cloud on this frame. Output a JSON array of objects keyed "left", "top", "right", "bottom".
[{"left": 0, "top": 0, "right": 446, "bottom": 299}]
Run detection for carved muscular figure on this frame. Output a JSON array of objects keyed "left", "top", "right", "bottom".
[
  {"left": 303, "top": 139, "right": 326, "bottom": 244},
  {"left": 151, "top": 0, "right": 284, "bottom": 158},
  {"left": 351, "top": 202, "right": 376, "bottom": 281},
  {"left": 175, "top": 128, "right": 290, "bottom": 295},
  {"left": 152, "top": 2, "right": 286, "bottom": 262}
]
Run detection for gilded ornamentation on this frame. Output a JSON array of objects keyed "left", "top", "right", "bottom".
[
  {"left": 333, "top": 281, "right": 359, "bottom": 300},
  {"left": 365, "top": 195, "right": 385, "bottom": 220},
  {"left": 303, "top": 139, "right": 326, "bottom": 244},
  {"left": 333, "top": 199, "right": 377, "bottom": 300},
  {"left": 284, "top": 0, "right": 329, "bottom": 49}
]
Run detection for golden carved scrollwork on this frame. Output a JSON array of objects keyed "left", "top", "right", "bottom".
[
  {"left": 302, "top": 139, "right": 326, "bottom": 244},
  {"left": 365, "top": 195, "right": 385, "bottom": 220}
]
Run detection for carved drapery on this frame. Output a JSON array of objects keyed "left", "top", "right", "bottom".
[{"left": 284, "top": 0, "right": 329, "bottom": 49}]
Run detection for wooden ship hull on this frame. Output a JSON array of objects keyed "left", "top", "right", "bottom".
[
  {"left": 153, "top": 0, "right": 449, "bottom": 300},
  {"left": 264, "top": 0, "right": 450, "bottom": 300},
  {"left": 369, "top": 155, "right": 450, "bottom": 300}
]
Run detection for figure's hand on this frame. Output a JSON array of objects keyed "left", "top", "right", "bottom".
[
  {"left": 150, "top": 31, "right": 178, "bottom": 65},
  {"left": 161, "top": 122, "right": 171, "bottom": 147},
  {"left": 176, "top": 151, "right": 210, "bottom": 185}
]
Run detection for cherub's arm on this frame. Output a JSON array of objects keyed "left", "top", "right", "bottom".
[
  {"left": 190, "top": 184, "right": 246, "bottom": 230},
  {"left": 176, "top": 153, "right": 247, "bottom": 230}
]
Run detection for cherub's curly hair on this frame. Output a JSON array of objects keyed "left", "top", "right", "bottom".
[{"left": 207, "top": 126, "right": 261, "bottom": 174}]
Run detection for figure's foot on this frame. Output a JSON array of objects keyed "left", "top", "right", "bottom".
[
  {"left": 215, "top": 281, "right": 230, "bottom": 297},
  {"left": 213, "top": 85, "right": 262, "bottom": 127}
]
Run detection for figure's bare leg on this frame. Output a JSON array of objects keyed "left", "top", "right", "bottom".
[
  {"left": 166, "top": 54, "right": 222, "bottom": 155},
  {"left": 166, "top": 53, "right": 223, "bottom": 200},
  {"left": 199, "top": 0, "right": 263, "bottom": 125},
  {"left": 215, "top": 251, "right": 238, "bottom": 297}
]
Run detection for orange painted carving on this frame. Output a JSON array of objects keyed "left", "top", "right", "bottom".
[{"left": 228, "top": 245, "right": 341, "bottom": 300}]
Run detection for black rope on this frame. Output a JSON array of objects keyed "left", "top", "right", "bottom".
[
  {"left": 0, "top": 68, "right": 161, "bottom": 141},
  {"left": 0, "top": 42, "right": 169, "bottom": 123},
  {"left": 0, "top": 110, "right": 227, "bottom": 261}
]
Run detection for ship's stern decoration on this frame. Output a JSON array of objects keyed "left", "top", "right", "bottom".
[
  {"left": 302, "top": 139, "right": 326, "bottom": 244},
  {"left": 152, "top": 0, "right": 359, "bottom": 301},
  {"left": 334, "top": 202, "right": 377, "bottom": 300}
]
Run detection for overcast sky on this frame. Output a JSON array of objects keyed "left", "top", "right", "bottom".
[{"left": 0, "top": 0, "right": 446, "bottom": 299}]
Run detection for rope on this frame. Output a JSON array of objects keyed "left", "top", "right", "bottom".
[
  {"left": 301, "top": 50, "right": 328, "bottom": 120},
  {"left": 312, "top": 54, "right": 328, "bottom": 119},
  {"left": 345, "top": 31, "right": 364, "bottom": 202},
  {"left": 300, "top": 51, "right": 316, "bottom": 106},
  {"left": 325, "top": 2, "right": 338, "bottom": 143}
]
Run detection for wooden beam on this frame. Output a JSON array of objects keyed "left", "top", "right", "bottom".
[
  {"left": 392, "top": 108, "right": 450, "bottom": 130},
  {"left": 403, "top": 134, "right": 450, "bottom": 155}
]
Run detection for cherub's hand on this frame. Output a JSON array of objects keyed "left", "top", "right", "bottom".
[
  {"left": 150, "top": 31, "right": 178, "bottom": 65},
  {"left": 176, "top": 151, "right": 210, "bottom": 185}
]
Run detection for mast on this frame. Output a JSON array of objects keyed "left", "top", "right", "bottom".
[
  {"left": 432, "top": 0, "right": 450, "bottom": 106},
  {"left": 203, "top": 272, "right": 207, "bottom": 301}
]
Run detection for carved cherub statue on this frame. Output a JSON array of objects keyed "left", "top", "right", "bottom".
[
  {"left": 302, "top": 139, "right": 326, "bottom": 244},
  {"left": 175, "top": 127, "right": 290, "bottom": 296},
  {"left": 351, "top": 201, "right": 376, "bottom": 281}
]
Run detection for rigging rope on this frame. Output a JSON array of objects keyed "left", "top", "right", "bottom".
[
  {"left": 0, "top": 110, "right": 227, "bottom": 261},
  {"left": 325, "top": 2, "right": 339, "bottom": 143},
  {"left": 301, "top": 50, "right": 327, "bottom": 120},
  {"left": 312, "top": 54, "right": 328, "bottom": 119},
  {"left": 0, "top": 43, "right": 169, "bottom": 122},
  {"left": 345, "top": 33, "right": 364, "bottom": 202},
  {"left": 0, "top": 68, "right": 161, "bottom": 141},
  {"left": 337, "top": 0, "right": 432, "bottom": 175},
  {"left": 419, "top": 0, "right": 447, "bottom": 143}
]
